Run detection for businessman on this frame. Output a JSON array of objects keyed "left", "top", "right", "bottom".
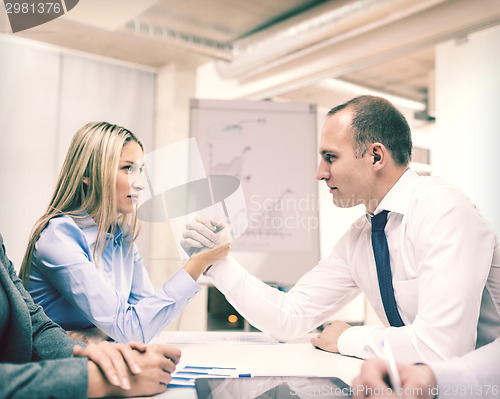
[{"left": 181, "top": 95, "right": 500, "bottom": 363}]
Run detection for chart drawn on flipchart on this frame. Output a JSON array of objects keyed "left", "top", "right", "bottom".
[
  {"left": 207, "top": 118, "right": 266, "bottom": 140},
  {"left": 191, "top": 105, "right": 318, "bottom": 253},
  {"left": 209, "top": 143, "right": 252, "bottom": 183}
]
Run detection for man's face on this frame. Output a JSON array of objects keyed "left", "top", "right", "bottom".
[{"left": 316, "top": 110, "right": 376, "bottom": 210}]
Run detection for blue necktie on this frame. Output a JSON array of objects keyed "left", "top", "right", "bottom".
[{"left": 371, "top": 210, "right": 404, "bottom": 327}]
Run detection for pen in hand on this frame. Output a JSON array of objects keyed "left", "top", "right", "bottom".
[{"left": 383, "top": 338, "right": 402, "bottom": 395}]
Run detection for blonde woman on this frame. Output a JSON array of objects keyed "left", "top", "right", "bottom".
[{"left": 20, "top": 122, "right": 229, "bottom": 344}]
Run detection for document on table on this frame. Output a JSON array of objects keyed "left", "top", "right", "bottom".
[
  {"left": 168, "top": 363, "right": 252, "bottom": 388},
  {"left": 164, "top": 331, "right": 280, "bottom": 345}
]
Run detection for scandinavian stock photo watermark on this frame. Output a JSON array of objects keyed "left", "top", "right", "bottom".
[
  {"left": 129, "top": 138, "right": 386, "bottom": 256},
  {"left": 247, "top": 193, "right": 382, "bottom": 234},
  {"left": 248, "top": 193, "right": 320, "bottom": 234},
  {"left": 289, "top": 384, "right": 425, "bottom": 397},
  {"left": 289, "top": 383, "right": 500, "bottom": 397}
]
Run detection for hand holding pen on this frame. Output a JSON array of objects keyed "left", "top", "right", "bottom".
[{"left": 351, "top": 346, "right": 438, "bottom": 398}]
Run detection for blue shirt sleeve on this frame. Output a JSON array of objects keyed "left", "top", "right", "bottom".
[
  {"left": 128, "top": 245, "right": 155, "bottom": 304},
  {"left": 32, "top": 217, "right": 200, "bottom": 343}
]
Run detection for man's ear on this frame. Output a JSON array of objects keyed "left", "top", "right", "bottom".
[{"left": 370, "top": 143, "right": 386, "bottom": 170}]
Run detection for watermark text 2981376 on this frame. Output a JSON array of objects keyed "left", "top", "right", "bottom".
[
  {"left": 3, "top": 0, "right": 79, "bottom": 33},
  {"left": 5, "top": 2, "right": 62, "bottom": 14}
]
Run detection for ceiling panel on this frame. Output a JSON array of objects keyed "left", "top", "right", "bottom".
[
  {"left": 135, "top": 0, "right": 331, "bottom": 43},
  {"left": 2, "top": 0, "right": 499, "bottom": 110},
  {"left": 341, "top": 46, "right": 435, "bottom": 101},
  {"left": 61, "top": 0, "right": 160, "bottom": 31}
]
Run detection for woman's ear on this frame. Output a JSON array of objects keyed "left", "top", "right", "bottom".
[{"left": 82, "top": 177, "right": 89, "bottom": 185}]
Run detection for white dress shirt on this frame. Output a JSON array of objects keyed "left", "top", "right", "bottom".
[
  {"left": 206, "top": 169, "right": 500, "bottom": 362},
  {"left": 428, "top": 338, "right": 500, "bottom": 398}
]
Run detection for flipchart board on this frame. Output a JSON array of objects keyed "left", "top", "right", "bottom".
[{"left": 189, "top": 99, "right": 320, "bottom": 286}]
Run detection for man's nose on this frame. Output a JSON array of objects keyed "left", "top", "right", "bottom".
[{"left": 316, "top": 160, "right": 329, "bottom": 181}]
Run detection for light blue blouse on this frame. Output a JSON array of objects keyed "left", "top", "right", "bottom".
[{"left": 28, "top": 215, "right": 200, "bottom": 343}]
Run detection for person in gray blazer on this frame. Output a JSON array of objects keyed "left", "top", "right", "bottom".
[{"left": 0, "top": 233, "right": 181, "bottom": 399}]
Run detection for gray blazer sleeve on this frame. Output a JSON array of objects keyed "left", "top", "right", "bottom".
[
  {"left": 7, "top": 254, "right": 81, "bottom": 360},
  {"left": 0, "top": 234, "right": 88, "bottom": 399},
  {"left": 0, "top": 358, "right": 89, "bottom": 399}
]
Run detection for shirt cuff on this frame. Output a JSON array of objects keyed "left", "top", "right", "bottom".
[
  {"left": 337, "top": 325, "right": 377, "bottom": 359},
  {"left": 427, "top": 359, "right": 474, "bottom": 393},
  {"left": 160, "top": 268, "right": 200, "bottom": 305},
  {"left": 205, "top": 255, "right": 247, "bottom": 291}
]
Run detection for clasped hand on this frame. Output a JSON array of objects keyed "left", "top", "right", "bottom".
[{"left": 74, "top": 341, "right": 181, "bottom": 397}]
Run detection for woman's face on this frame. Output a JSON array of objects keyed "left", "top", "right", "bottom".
[{"left": 116, "top": 141, "right": 145, "bottom": 214}]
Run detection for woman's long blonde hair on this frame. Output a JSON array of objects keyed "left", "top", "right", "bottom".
[{"left": 20, "top": 122, "right": 143, "bottom": 285}]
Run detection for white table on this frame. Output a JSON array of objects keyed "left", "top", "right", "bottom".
[{"left": 132, "top": 331, "right": 363, "bottom": 399}]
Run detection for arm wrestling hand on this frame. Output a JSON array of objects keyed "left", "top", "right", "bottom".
[
  {"left": 180, "top": 215, "right": 225, "bottom": 257},
  {"left": 310, "top": 320, "right": 352, "bottom": 353},
  {"left": 351, "top": 358, "right": 437, "bottom": 398},
  {"left": 87, "top": 344, "right": 182, "bottom": 398},
  {"left": 184, "top": 242, "right": 231, "bottom": 280}
]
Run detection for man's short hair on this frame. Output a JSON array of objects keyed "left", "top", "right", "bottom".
[{"left": 327, "top": 95, "right": 412, "bottom": 166}]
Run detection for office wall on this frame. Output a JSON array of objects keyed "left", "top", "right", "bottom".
[
  {"left": 434, "top": 25, "right": 500, "bottom": 235},
  {"left": 148, "top": 63, "right": 208, "bottom": 331},
  {"left": 0, "top": 37, "right": 60, "bottom": 268},
  {"left": 0, "top": 36, "right": 155, "bottom": 270}
]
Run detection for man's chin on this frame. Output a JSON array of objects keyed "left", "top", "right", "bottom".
[{"left": 332, "top": 197, "right": 356, "bottom": 208}]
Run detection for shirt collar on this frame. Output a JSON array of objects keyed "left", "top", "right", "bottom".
[
  {"left": 113, "top": 225, "right": 123, "bottom": 245},
  {"left": 76, "top": 214, "right": 123, "bottom": 247},
  {"left": 373, "top": 168, "right": 421, "bottom": 217}
]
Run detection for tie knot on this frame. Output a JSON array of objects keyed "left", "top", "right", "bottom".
[{"left": 371, "top": 210, "right": 389, "bottom": 232}]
